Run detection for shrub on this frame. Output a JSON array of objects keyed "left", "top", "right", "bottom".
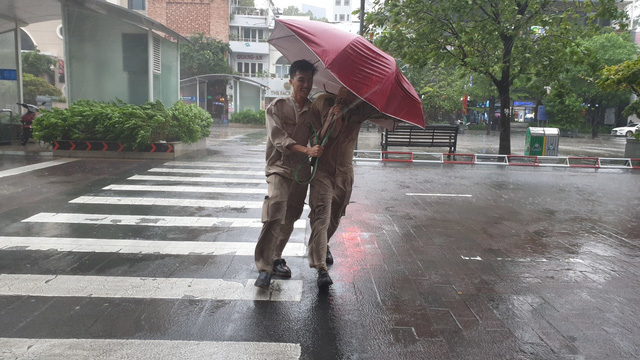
[
  {"left": 22, "top": 73, "right": 61, "bottom": 104},
  {"left": 33, "top": 100, "right": 212, "bottom": 150},
  {"left": 468, "top": 123, "right": 487, "bottom": 131},
  {"left": 230, "top": 109, "right": 266, "bottom": 125}
]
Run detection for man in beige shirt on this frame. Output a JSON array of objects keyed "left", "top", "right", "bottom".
[
  {"left": 308, "top": 87, "right": 383, "bottom": 288},
  {"left": 254, "top": 60, "right": 324, "bottom": 289}
]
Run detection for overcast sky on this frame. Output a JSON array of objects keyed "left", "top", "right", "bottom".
[{"left": 256, "top": 0, "right": 338, "bottom": 11}]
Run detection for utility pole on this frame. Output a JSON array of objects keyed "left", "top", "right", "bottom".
[{"left": 359, "top": 0, "right": 365, "bottom": 36}]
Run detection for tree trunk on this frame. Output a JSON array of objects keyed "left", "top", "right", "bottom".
[
  {"left": 498, "top": 83, "right": 511, "bottom": 155},
  {"left": 592, "top": 105, "right": 603, "bottom": 139},
  {"left": 487, "top": 97, "right": 495, "bottom": 135},
  {"left": 498, "top": 33, "right": 514, "bottom": 155}
]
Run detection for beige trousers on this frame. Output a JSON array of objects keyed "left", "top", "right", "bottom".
[
  {"left": 254, "top": 174, "right": 308, "bottom": 273},
  {"left": 307, "top": 173, "right": 354, "bottom": 271}
]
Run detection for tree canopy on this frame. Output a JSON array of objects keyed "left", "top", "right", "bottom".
[
  {"left": 22, "top": 73, "right": 61, "bottom": 104},
  {"left": 598, "top": 58, "right": 640, "bottom": 118},
  {"left": 22, "top": 47, "right": 56, "bottom": 78},
  {"left": 180, "top": 34, "right": 232, "bottom": 79},
  {"left": 367, "top": 0, "right": 626, "bottom": 154}
]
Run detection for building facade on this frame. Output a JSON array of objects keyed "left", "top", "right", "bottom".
[{"left": 147, "top": 0, "right": 230, "bottom": 42}]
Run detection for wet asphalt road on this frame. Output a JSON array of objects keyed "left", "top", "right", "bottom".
[{"left": 0, "top": 126, "right": 638, "bottom": 359}]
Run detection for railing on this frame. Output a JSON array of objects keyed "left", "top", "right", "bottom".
[
  {"left": 232, "top": 7, "right": 268, "bottom": 16},
  {"left": 352, "top": 150, "right": 640, "bottom": 170}
]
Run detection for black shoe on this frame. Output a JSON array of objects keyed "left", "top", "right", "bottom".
[
  {"left": 326, "top": 248, "right": 334, "bottom": 265},
  {"left": 317, "top": 270, "right": 333, "bottom": 288},
  {"left": 254, "top": 271, "right": 271, "bottom": 289},
  {"left": 273, "top": 258, "right": 292, "bottom": 278}
]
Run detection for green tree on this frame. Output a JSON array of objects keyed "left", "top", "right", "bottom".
[
  {"left": 22, "top": 73, "right": 62, "bottom": 104},
  {"left": 403, "top": 63, "right": 464, "bottom": 124},
  {"left": 542, "top": 31, "right": 636, "bottom": 134},
  {"left": 597, "top": 57, "right": 640, "bottom": 119},
  {"left": 367, "top": 0, "right": 625, "bottom": 154},
  {"left": 180, "top": 34, "right": 232, "bottom": 79},
  {"left": 281, "top": 5, "right": 322, "bottom": 20},
  {"left": 21, "top": 47, "right": 56, "bottom": 78}
]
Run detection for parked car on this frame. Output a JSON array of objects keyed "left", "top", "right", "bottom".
[{"left": 611, "top": 123, "right": 640, "bottom": 137}]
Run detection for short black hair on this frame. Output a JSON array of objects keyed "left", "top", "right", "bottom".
[{"left": 289, "top": 60, "right": 317, "bottom": 78}]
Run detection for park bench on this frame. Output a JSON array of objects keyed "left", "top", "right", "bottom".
[{"left": 380, "top": 123, "right": 459, "bottom": 157}]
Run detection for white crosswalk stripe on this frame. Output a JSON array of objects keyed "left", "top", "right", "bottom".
[
  {"left": 0, "top": 158, "right": 77, "bottom": 178},
  {"left": 70, "top": 196, "right": 265, "bottom": 208},
  {"left": 165, "top": 161, "right": 264, "bottom": 168},
  {"left": 148, "top": 167, "right": 263, "bottom": 176},
  {"left": 128, "top": 174, "right": 265, "bottom": 183},
  {"left": 0, "top": 338, "right": 301, "bottom": 360},
  {"left": 102, "top": 185, "right": 267, "bottom": 195},
  {"left": 0, "top": 274, "right": 303, "bottom": 301},
  {"left": 103, "top": 184, "right": 266, "bottom": 194},
  {"left": 22, "top": 212, "right": 306, "bottom": 228},
  {"left": 0, "top": 236, "right": 306, "bottom": 256}
]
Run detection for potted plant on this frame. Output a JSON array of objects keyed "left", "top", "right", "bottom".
[{"left": 33, "top": 99, "right": 213, "bottom": 158}]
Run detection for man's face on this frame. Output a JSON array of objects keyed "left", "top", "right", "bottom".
[{"left": 289, "top": 70, "right": 314, "bottom": 98}]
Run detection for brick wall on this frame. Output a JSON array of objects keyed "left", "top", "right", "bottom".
[{"left": 147, "top": 0, "right": 229, "bottom": 42}]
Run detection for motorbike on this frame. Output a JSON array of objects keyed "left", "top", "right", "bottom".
[{"left": 17, "top": 103, "right": 39, "bottom": 145}]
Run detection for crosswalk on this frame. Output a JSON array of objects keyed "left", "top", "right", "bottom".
[{"left": 0, "top": 159, "right": 307, "bottom": 359}]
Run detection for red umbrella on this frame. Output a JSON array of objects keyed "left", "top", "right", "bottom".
[{"left": 268, "top": 19, "right": 425, "bottom": 128}]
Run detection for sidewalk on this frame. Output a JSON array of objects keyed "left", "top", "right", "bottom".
[
  {"left": 0, "top": 140, "right": 52, "bottom": 156},
  {"left": 355, "top": 128, "right": 628, "bottom": 158},
  {"left": 0, "top": 125, "right": 629, "bottom": 159}
]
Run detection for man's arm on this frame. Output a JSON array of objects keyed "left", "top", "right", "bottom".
[
  {"left": 266, "top": 100, "right": 323, "bottom": 158},
  {"left": 265, "top": 102, "right": 297, "bottom": 153}
]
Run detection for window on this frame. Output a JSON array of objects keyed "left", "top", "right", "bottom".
[
  {"left": 128, "top": 0, "right": 145, "bottom": 10},
  {"left": 241, "top": 28, "right": 265, "bottom": 42},
  {"left": 275, "top": 57, "right": 290, "bottom": 78},
  {"left": 339, "top": 14, "right": 345, "bottom": 21},
  {"left": 346, "top": 14, "right": 350, "bottom": 21},
  {"left": 335, "top": 0, "right": 341, "bottom": 5},
  {"left": 334, "top": 14, "right": 338, "bottom": 21},
  {"left": 344, "top": 0, "right": 350, "bottom": 5},
  {"left": 275, "top": 64, "right": 290, "bottom": 78},
  {"left": 237, "top": 62, "right": 265, "bottom": 77}
]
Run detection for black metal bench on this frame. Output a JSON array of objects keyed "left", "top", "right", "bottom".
[{"left": 381, "top": 124, "right": 459, "bottom": 157}]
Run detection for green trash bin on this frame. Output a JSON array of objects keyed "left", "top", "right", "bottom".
[{"left": 525, "top": 127, "right": 560, "bottom": 156}]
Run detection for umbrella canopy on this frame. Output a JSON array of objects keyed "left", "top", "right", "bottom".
[{"left": 268, "top": 19, "right": 425, "bottom": 128}]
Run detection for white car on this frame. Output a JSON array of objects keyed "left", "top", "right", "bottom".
[{"left": 611, "top": 123, "right": 640, "bottom": 137}]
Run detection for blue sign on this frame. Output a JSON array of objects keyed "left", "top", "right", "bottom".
[
  {"left": 0, "top": 69, "right": 17, "bottom": 80},
  {"left": 537, "top": 105, "right": 548, "bottom": 121},
  {"left": 180, "top": 96, "right": 207, "bottom": 103},
  {"left": 514, "top": 101, "right": 535, "bottom": 107}
]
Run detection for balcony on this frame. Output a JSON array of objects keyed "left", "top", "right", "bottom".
[{"left": 230, "top": 14, "right": 270, "bottom": 28}]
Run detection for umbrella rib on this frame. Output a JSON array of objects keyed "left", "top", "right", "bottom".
[{"left": 267, "top": 33, "right": 300, "bottom": 42}]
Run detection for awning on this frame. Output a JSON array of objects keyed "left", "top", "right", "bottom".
[{"left": 0, "top": 0, "right": 188, "bottom": 42}]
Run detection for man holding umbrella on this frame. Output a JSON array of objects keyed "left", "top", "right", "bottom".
[
  {"left": 307, "top": 87, "right": 383, "bottom": 288},
  {"left": 254, "top": 59, "right": 324, "bottom": 289},
  {"left": 268, "top": 18, "right": 425, "bottom": 288}
]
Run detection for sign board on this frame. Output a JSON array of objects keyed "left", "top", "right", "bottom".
[
  {"left": 604, "top": 107, "right": 615, "bottom": 125},
  {"left": 537, "top": 105, "right": 548, "bottom": 121},
  {"left": 0, "top": 69, "right": 17, "bottom": 80}
]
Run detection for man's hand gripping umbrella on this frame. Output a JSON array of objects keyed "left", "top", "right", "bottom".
[{"left": 294, "top": 97, "right": 348, "bottom": 185}]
